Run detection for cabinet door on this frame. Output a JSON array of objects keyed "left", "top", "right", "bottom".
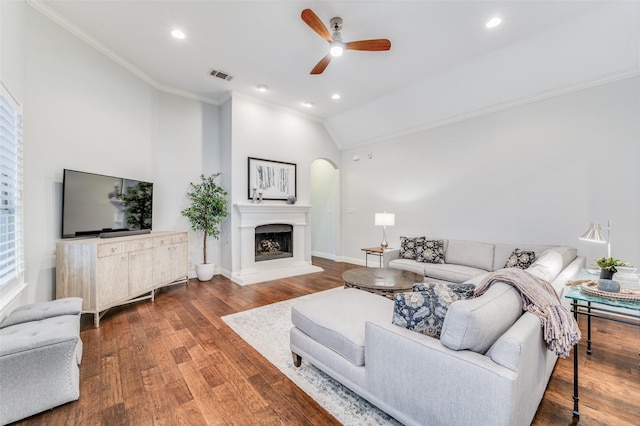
[
  {"left": 171, "top": 242, "right": 188, "bottom": 280},
  {"left": 153, "top": 244, "right": 173, "bottom": 285},
  {"left": 129, "top": 248, "right": 154, "bottom": 295},
  {"left": 96, "top": 254, "right": 129, "bottom": 307}
]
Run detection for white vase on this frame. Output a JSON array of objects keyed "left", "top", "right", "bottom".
[{"left": 195, "top": 262, "right": 215, "bottom": 281}]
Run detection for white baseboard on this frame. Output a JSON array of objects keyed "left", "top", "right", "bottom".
[{"left": 311, "top": 251, "right": 335, "bottom": 260}]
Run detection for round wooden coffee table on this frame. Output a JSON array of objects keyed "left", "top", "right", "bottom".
[{"left": 342, "top": 267, "right": 425, "bottom": 298}]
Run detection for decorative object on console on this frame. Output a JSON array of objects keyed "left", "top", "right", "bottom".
[
  {"left": 248, "top": 157, "right": 296, "bottom": 201},
  {"left": 181, "top": 173, "right": 228, "bottom": 281},
  {"left": 504, "top": 248, "right": 536, "bottom": 269},
  {"left": 392, "top": 282, "right": 475, "bottom": 338},
  {"left": 374, "top": 212, "right": 395, "bottom": 248},
  {"left": 287, "top": 195, "right": 297, "bottom": 204}
]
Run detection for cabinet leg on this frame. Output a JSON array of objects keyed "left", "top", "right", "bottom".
[{"left": 94, "top": 313, "right": 100, "bottom": 328}]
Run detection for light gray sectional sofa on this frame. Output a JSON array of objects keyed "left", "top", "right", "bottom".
[{"left": 290, "top": 240, "right": 585, "bottom": 425}]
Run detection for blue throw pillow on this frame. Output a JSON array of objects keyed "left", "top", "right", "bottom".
[{"left": 392, "top": 282, "right": 476, "bottom": 338}]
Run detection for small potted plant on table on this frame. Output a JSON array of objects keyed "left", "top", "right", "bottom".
[
  {"left": 595, "top": 257, "right": 629, "bottom": 280},
  {"left": 181, "top": 173, "right": 228, "bottom": 281}
]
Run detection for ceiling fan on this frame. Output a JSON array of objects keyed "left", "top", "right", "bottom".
[{"left": 301, "top": 8, "right": 391, "bottom": 75}]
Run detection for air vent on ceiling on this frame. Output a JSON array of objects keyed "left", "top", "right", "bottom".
[{"left": 210, "top": 69, "right": 234, "bottom": 81}]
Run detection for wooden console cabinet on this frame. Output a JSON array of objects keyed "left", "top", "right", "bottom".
[{"left": 56, "top": 231, "right": 188, "bottom": 327}]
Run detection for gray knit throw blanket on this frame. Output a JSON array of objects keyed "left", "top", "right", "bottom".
[{"left": 475, "top": 268, "right": 581, "bottom": 358}]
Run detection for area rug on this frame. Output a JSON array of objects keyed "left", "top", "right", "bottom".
[{"left": 221, "top": 288, "right": 401, "bottom": 426}]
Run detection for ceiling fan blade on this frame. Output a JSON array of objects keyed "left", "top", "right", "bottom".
[
  {"left": 310, "top": 54, "right": 332, "bottom": 75},
  {"left": 345, "top": 39, "right": 391, "bottom": 51},
  {"left": 301, "top": 9, "right": 333, "bottom": 42}
]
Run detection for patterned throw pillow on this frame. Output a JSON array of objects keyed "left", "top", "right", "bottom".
[
  {"left": 416, "top": 239, "right": 445, "bottom": 264},
  {"left": 392, "top": 282, "right": 476, "bottom": 338},
  {"left": 504, "top": 249, "right": 536, "bottom": 269},
  {"left": 400, "top": 236, "right": 426, "bottom": 260}
]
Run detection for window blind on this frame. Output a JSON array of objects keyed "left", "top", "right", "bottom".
[{"left": 0, "top": 91, "right": 23, "bottom": 290}]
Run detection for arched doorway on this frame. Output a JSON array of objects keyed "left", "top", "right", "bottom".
[{"left": 310, "top": 158, "right": 339, "bottom": 260}]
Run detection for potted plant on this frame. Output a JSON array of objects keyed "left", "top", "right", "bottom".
[
  {"left": 595, "top": 257, "right": 629, "bottom": 280},
  {"left": 181, "top": 173, "right": 228, "bottom": 281}
]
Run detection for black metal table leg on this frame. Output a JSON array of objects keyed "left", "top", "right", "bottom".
[
  {"left": 587, "top": 301, "right": 592, "bottom": 355},
  {"left": 572, "top": 299, "right": 580, "bottom": 418}
]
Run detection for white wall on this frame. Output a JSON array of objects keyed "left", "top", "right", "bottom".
[
  {"left": 0, "top": 3, "right": 222, "bottom": 308},
  {"left": 223, "top": 94, "right": 341, "bottom": 277},
  {"left": 341, "top": 76, "right": 640, "bottom": 268},
  {"left": 311, "top": 159, "right": 339, "bottom": 259},
  {"left": 153, "top": 92, "right": 222, "bottom": 273}
]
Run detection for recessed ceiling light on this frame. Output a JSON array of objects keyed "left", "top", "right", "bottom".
[
  {"left": 256, "top": 85, "right": 268, "bottom": 93},
  {"left": 485, "top": 17, "right": 502, "bottom": 29},
  {"left": 302, "top": 101, "right": 314, "bottom": 108},
  {"left": 171, "top": 29, "right": 186, "bottom": 39},
  {"left": 331, "top": 94, "right": 341, "bottom": 100}
]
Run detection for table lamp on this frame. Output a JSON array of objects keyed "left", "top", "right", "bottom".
[{"left": 374, "top": 212, "right": 395, "bottom": 248}]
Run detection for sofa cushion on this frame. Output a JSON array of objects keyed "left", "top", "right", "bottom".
[
  {"left": 291, "top": 288, "right": 393, "bottom": 367},
  {"left": 416, "top": 239, "right": 445, "bottom": 264},
  {"left": 392, "top": 283, "right": 475, "bottom": 338},
  {"left": 1, "top": 298, "right": 83, "bottom": 329},
  {"left": 503, "top": 249, "right": 536, "bottom": 269},
  {"left": 389, "top": 259, "right": 429, "bottom": 276},
  {"left": 400, "top": 236, "right": 425, "bottom": 260},
  {"left": 445, "top": 240, "right": 494, "bottom": 271},
  {"left": 440, "top": 282, "right": 523, "bottom": 353},
  {"left": 423, "top": 263, "right": 488, "bottom": 283}
]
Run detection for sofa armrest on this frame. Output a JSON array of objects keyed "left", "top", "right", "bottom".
[
  {"left": 382, "top": 248, "right": 400, "bottom": 268},
  {"left": 364, "top": 320, "right": 519, "bottom": 426}
]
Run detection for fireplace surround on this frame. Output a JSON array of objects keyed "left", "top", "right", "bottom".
[{"left": 232, "top": 203, "right": 322, "bottom": 285}]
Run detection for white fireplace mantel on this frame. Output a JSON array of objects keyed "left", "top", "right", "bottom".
[{"left": 231, "top": 202, "right": 323, "bottom": 285}]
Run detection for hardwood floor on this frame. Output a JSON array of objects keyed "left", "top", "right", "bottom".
[{"left": 15, "top": 258, "right": 640, "bottom": 425}]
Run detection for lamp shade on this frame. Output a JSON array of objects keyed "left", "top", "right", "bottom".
[
  {"left": 375, "top": 212, "right": 395, "bottom": 227},
  {"left": 579, "top": 223, "right": 606, "bottom": 243}
]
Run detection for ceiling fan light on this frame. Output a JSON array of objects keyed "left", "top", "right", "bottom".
[{"left": 330, "top": 41, "right": 344, "bottom": 57}]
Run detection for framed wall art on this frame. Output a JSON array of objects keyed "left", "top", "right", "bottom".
[{"left": 248, "top": 157, "right": 297, "bottom": 201}]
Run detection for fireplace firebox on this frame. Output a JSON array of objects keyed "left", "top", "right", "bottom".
[{"left": 255, "top": 224, "right": 293, "bottom": 262}]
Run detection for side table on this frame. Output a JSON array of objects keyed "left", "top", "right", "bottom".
[
  {"left": 361, "top": 247, "right": 390, "bottom": 267},
  {"left": 564, "top": 280, "right": 640, "bottom": 419}
]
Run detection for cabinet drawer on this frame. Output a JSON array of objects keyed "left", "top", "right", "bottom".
[
  {"left": 126, "top": 239, "right": 150, "bottom": 252},
  {"left": 171, "top": 232, "right": 187, "bottom": 244},
  {"left": 97, "top": 241, "right": 126, "bottom": 257}
]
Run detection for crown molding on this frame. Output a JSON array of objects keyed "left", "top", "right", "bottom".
[
  {"left": 339, "top": 67, "right": 640, "bottom": 150},
  {"left": 26, "top": 0, "right": 221, "bottom": 106}
]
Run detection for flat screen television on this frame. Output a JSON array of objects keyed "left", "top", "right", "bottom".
[{"left": 61, "top": 169, "right": 153, "bottom": 239}]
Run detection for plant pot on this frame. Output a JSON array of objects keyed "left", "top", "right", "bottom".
[
  {"left": 196, "top": 262, "right": 215, "bottom": 281},
  {"left": 599, "top": 269, "right": 615, "bottom": 280}
]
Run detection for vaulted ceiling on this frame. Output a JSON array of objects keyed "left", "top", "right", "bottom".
[{"left": 31, "top": 1, "right": 639, "bottom": 148}]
